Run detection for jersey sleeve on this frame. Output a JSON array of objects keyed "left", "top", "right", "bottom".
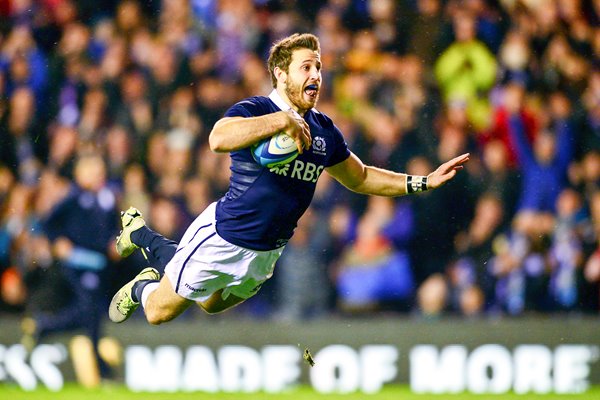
[
  {"left": 327, "top": 123, "right": 351, "bottom": 167},
  {"left": 224, "top": 97, "right": 264, "bottom": 118}
]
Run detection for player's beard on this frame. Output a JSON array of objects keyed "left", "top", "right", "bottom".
[{"left": 285, "top": 76, "right": 319, "bottom": 113}]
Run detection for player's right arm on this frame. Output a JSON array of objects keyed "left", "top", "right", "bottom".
[{"left": 209, "top": 110, "right": 311, "bottom": 153}]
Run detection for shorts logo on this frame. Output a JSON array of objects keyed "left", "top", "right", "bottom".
[
  {"left": 313, "top": 136, "right": 326, "bottom": 155},
  {"left": 185, "top": 283, "right": 206, "bottom": 293}
]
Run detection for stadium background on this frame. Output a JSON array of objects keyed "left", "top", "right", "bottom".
[{"left": 1, "top": 0, "right": 600, "bottom": 395}]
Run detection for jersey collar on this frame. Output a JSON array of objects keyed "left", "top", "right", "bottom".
[
  {"left": 268, "top": 89, "right": 318, "bottom": 117},
  {"left": 268, "top": 89, "right": 292, "bottom": 112}
]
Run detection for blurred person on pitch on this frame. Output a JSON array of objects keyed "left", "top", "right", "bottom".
[
  {"left": 22, "top": 154, "right": 119, "bottom": 381},
  {"left": 108, "top": 33, "right": 469, "bottom": 326}
]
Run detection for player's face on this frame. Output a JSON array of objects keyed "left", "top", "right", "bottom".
[{"left": 284, "top": 48, "right": 321, "bottom": 112}]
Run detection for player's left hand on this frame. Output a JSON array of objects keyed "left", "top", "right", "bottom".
[
  {"left": 282, "top": 109, "right": 311, "bottom": 153},
  {"left": 427, "top": 153, "right": 470, "bottom": 190}
]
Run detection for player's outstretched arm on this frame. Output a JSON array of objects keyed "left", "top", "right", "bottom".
[
  {"left": 209, "top": 110, "right": 311, "bottom": 153},
  {"left": 326, "top": 152, "right": 469, "bottom": 196}
]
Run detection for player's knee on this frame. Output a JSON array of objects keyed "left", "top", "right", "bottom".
[
  {"left": 145, "top": 312, "right": 163, "bottom": 325},
  {"left": 145, "top": 308, "right": 172, "bottom": 325}
]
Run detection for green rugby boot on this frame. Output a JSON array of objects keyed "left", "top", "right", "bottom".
[
  {"left": 108, "top": 267, "right": 160, "bottom": 323},
  {"left": 116, "top": 207, "right": 146, "bottom": 257}
]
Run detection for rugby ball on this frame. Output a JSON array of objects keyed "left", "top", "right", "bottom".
[{"left": 251, "top": 132, "right": 299, "bottom": 167}]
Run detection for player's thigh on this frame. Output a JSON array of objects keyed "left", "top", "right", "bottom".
[
  {"left": 146, "top": 275, "right": 194, "bottom": 321},
  {"left": 197, "top": 289, "right": 246, "bottom": 314}
]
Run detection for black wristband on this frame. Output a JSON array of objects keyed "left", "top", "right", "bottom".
[{"left": 406, "top": 175, "right": 428, "bottom": 194}]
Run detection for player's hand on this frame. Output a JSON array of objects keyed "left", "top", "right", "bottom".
[
  {"left": 282, "top": 109, "right": 311, "bottom": 153},
  {"left": 427, "top": 153, "right": 470, "bottom": 189}
]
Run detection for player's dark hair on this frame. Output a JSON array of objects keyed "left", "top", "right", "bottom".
[{"left": 267, "top": 33, "right": 320, "bottom": 88}]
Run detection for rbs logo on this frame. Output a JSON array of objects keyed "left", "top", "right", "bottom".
[{"left": 269, "top": 160, "right": 324, "bottom": 182}]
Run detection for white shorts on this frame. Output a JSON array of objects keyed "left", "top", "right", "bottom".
[{"left": 164, "top": 202, "right": 285, "bottom": 302}]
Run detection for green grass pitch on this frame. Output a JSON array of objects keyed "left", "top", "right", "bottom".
[{"left": 1, "top": 385, "right": 600, "bottom": 399}]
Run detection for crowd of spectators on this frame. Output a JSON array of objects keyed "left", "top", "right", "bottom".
[{"left": 1, "top": 0, "right": 600, "bottom": 323}]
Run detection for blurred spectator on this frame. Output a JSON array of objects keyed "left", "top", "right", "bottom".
[
  {"left": 0, "top": 86, "right": 48, "bottom": 184},
  {"left": 104, "top": 124, "right": 133, "bottom": 185},
  {"left": 275, "top": 209, "right": 330, "bottom": 320},
  {"left": 405, "top": 0, "right": 445, "bottom": 68},
  {"left": 452, "top": 193, "right": 506, "bottom": 312},
  {"left": 147, "top": 196, "right": 186, "bottom": 242},
  {"left": 24, "top": 154, "right": 119, "bottom": 378},
  {"left": 577, "top": 69, "right": 600, "bottom": 156},
  {"left": 120, "top": 163, "right": 151, "bottom": 217},
  {"left": 214, "top": 0, "right": 260, "bottom": 81},
  {"left": 497, "top": 29, "right": 535, "bottom": 88},
  {"left": 434, "top": 9, "right": 497, "bottom": 130},
  {"left": 115, "top": 69, "right": 153, "bottom": 140},
  {"left": 334, "top": 197, "right": 414, "bottom": 314},
  {"left": 47, "top": 124, "right": 78, "bottom": 178},
  {"left": 47, "top": 22, "right": 91, "bottom": 125},
  {"left": 508, "top": 89, "right": 575, "bottom": 213},
  {"left": 541, "top": 33, "right": 590, "bottom": 98},
  {"left": 1, "top": 25, "right": 48, "bottom": 103},
  {"left": 417, "top": 273, "right": 448, "bottom": 317},
  {"left": 482, "top": 81, "right": 538, "bottom": 168},
  {"left": 115, "top": 0, "right": 146, "bottom": 40},
  {"left": 313, "top": 4, "right": 352, "bottom": 85},
  {"left": 479, "top": 139, "right": 521, "bottom": 218},
  {"left": 0, "top": 184, "right": 34, "bottom": 311},
  {"left": 182, "top": 175, "right": 212, "bottom": 220},
  {"left": 548, "top": 188, "right": 587, "bottom": 310},
  {"left": 574, "top": 150, "right": 600, "bottom": 202}
]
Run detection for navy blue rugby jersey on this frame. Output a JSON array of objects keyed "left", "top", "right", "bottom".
[{"left": 215, "top": 91, "right": 351, "bottom": 250}]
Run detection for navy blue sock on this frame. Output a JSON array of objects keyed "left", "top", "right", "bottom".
[
  {"left": 131, "top": 226, "right": 178, "bottom": 269},
  {"left": 131, "top": 279, "right": 158, "bottom": 303}
]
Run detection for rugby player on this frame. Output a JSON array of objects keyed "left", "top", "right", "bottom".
[{"left": 108, "top": 33, "right": 469, "bottom": 325}]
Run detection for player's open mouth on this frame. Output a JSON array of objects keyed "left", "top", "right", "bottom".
[{"left": 304, "top": 84, "right": 318, "bottom": 98}]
